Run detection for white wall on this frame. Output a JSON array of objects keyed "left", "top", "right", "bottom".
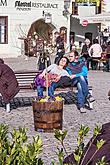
[{"left": 78, "top": 6, "right": 96, "bottom": 17}]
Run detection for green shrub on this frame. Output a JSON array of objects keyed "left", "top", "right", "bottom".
[
  {"left": 53, "top": 125, "right": 107, "bottom": 165},
  {"left": 0, "top": 124, "right": 43, "bottom": 165},
  {"left": 0, "top": 124, "right": 108, "bottom": 165}
]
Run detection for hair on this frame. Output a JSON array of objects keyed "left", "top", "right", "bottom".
[
  {"left": 108, "top": 41, "right": 110, "bottom": 45},
  {"left": 0, "top": 58, "right": 4, "bottom": 64},
  {"left": 57, "top": 56, "right": 69, "bottom": 67},
  {"left": 69, "top": 50, "right": 79, "bottom": 57},
  {"left": 93, "top": 39, "right": 99, "bottom": 44},
  {"left": 104, "top": 28, "right": 107, "bottom": 32},
  {"left": 74, "top": 50, "right": 79, "bottom": 57}
]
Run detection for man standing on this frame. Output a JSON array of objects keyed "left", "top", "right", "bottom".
[
  {"left": 54, "top": 32, "right": 65, "bottom": 64},
  {"left": 66, "top": 51, "right": 95, "bottom": 113}
]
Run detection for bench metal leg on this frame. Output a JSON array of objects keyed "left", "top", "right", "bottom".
[{"left": 6, "top": 103, "right": 11, "bottom": 112}]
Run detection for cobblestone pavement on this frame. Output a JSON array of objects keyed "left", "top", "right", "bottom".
[{"left": 0, "top": 56, "right": 110, "bottom": 164}]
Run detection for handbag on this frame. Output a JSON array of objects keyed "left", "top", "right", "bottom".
[{"left": 34, "top": 73, "right": 59, "bottom": 88}]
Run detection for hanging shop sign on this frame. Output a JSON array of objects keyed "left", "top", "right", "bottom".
[{"left": 44, "top": 13, "right": 52, "bottom": 23}]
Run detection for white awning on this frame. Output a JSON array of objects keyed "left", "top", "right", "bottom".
[{"left": 80, "top": 12, "right": 110, "bottom": 24}]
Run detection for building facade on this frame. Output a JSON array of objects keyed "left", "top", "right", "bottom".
[
  {"left": 0, "top": 0, "right": 68, "bottom": 57},
  {"left": 70, "top": 0, "right": 102, "bottom": 46}
]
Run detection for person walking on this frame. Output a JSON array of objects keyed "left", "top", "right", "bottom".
[
  {"left": 81, "top": 38, "right": 91, "bottom": 70},
  {"left": 54, "top": 32, "right": 65, "bottom": 64},
  {"left": 88, "top": 39, "right": 102, "bottom": 70},
  {"left": 105, "top": 41, "right": 110, "bottom": 72}
]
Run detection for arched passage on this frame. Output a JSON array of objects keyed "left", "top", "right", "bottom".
[{"left": 24, "top": 19, "right": 56, "bottom": 56}]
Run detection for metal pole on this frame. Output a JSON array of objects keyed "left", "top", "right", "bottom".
[
  {"left": 66, "top": 0, "right": 72, "bottom": 53},
  {"left": 45, "top": 58, "right": 48, "bottom": 97}
]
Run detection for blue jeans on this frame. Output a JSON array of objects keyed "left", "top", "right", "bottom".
[
  {"left": 37, "top": 85, "right": 43, "bottom": 96},
  {"left": 48, "top": 82, "right": 58, "bottom": 96},
  {"left": 37, "top": 82, "right": 58, "bottom": 97},
  {"left": 72, "top": 76, "right": 89, "bottom": 108}
]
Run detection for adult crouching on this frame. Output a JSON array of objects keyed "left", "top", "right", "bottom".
[{"left": 0, "top": 59, "right": 20, "bottom": 112}]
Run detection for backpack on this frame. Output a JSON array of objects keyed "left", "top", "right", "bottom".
[{"left": 33, "top": 73, "right": 45, "bottom": 89}]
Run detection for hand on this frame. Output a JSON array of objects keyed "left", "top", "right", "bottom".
[
  {"left": 39, "top": 74, "right": 45, "bottom": 78},
  {"left": 54, "top": 75, "right": 61, "bottom": 82},
  {"left": 70, "top": 75, "right": 76, "bottom": 79}
]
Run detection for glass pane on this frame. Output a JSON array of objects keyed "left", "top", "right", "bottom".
[{"left": 0, "top": 17, "right": 7, "bottom": 43}]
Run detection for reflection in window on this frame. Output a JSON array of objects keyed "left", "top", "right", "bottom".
[{"left": 0, "top": 16, "right": 8, "bottom": 44}]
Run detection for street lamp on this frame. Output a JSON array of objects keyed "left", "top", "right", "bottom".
[{"left": 63, "top": 0, "right": 72, "bottom": 53}]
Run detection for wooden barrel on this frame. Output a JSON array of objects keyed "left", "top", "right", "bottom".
[{"left": 32, "top": 100, "right": 63, "bottom": 132}]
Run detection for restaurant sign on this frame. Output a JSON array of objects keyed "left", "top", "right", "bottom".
[
  {"left": 0, "top": 0, "right": 7, "bottom": 6},
  {"left": 15, "top": 1, "right": 58, "bottom": 11}
]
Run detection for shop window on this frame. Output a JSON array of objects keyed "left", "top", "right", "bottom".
[
  {"left": 0, "top": 16, "right": 8, "bottom": 44},
  {"left": 85, "top": 33, "right": 92, "bottom": 43},
  {"left": 72, "top": 2, "right": 78, "bottom": 15}
]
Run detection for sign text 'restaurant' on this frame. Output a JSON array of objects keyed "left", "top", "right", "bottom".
[
  {"left": 0, "top": 0, "right": 7, "bottom": 6},
  {"left": 15, "top": 1, "right": 58, "bottom": 9}
]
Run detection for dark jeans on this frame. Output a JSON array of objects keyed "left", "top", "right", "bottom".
[
  {"left": 37, "top": 83, "right": 58, "bottom": 97},
  {"left": 82, "top": 54, "right": 91, "bottom": 70},
  {"left": 91, "top": 57, "right": 101, "bottom": 70},
  {"left": 71, "top": 76, "right": 90, "bottom": 109}
]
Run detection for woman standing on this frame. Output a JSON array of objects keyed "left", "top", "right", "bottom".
[
  {"left": 81, "top": 38, "right": 91, "bottom": 70},
  {"left": 88, "top": 39, "right": 102, "bottom": 70}
]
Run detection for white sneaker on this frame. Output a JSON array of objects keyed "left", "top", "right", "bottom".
[
  {"left": 87, "top": 95, "right": 95, "bottom": 103},
  {"left": 6, "top": 103, "right": 11, "bottom": 113},
  {"left": 80, "top": 107, "right": 86, "bottom": 113}
]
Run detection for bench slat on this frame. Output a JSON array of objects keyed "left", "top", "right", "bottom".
[{"left": 14, "top": 70, "right": 92, "bottom": 92}]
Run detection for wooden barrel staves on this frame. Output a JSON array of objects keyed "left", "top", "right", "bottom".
[{"left": 32, "top": 100, "right": 63, "bottom": 132}]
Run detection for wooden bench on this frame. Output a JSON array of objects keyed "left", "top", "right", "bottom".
[
  {"left": 14, "top": 70, "right": 75, "bottom": 92},
  {"left": 4, "top": 70, "right": 92, "bottom": 112},
  {"left": 14, "top": 70, "right": 41, "bottom": 91},
  {"left": 92, "top": 58, "right": 107, "bottom": 70},
  {"left": 14, "top": 70, "right": 92, "bottom": 95}
]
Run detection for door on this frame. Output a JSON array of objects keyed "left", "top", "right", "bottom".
[{"left": 85, "top": 32, "right": 92, "bottom": 43}]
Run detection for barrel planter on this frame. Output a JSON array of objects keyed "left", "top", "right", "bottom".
[{"left": 32, "top": 100, "right": 63, "bottom": 132}]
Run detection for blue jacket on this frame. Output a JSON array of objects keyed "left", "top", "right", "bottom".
[{"left": 66, "top": 61, "right": 88, "bottom": 77}]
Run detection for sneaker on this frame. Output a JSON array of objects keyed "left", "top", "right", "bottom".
[
  {"left": 5, "top": 103, "right": 11, "bottom": 113},
  {"left": 87, "top": 95, "right": 95, "bottom": 103},
  {"left": 80, "top": 107, "right": 86, "bottom": 113},
  {"left": 6, "top": 109, "right": 11, "bottom": 113},
  {"left": 85, "top": 102, "right": 93, "bottom": 110}
]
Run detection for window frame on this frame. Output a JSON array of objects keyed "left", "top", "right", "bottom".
[{"left": 0, "top": 16, "right": 8, "bottom": 44}]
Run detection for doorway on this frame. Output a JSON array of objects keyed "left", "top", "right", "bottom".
[{"left": 85, "top": 32, "right": 92, "bottom": 43}]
